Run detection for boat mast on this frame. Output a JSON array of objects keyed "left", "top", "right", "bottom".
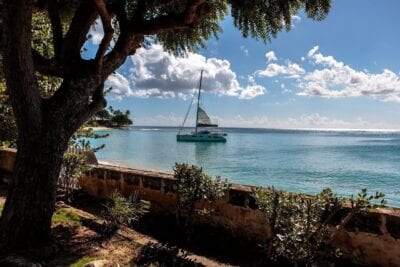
[{"left": 195, "top": 70, "right": 204, "bottom": 135}]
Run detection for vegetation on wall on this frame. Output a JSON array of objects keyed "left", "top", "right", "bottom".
[
  {"left": 174, "top": 163, "right": 230, "bottom": 232},
  {"left": 252, "top": 187, "right": 386, "bottom": 265}
]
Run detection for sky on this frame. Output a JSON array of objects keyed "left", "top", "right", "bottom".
[{"left": 87, "top": 0, "right": 400, "bottom": 129}]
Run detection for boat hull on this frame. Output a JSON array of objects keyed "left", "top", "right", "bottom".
[{"left": 177, "top": 133, "right": 226, "bottom": 142}]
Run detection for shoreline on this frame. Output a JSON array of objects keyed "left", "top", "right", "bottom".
[{"left": 84, "top": 126, "right": 113, "bottom": 131}]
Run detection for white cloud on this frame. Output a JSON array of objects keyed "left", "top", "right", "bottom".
[
  {"left": 299, "top": 47, "right": 400, "bottom": 100},
  {"left": 282, "top": 15, "right": 302, "bottom": 28},
  {"left": 88, "top": 18, "right": 106, "bottom": 46},
  {"left": 134, "top": 112, "right": 399, "bottom": 130},
  {"left": 265, "top": 51, "right": 277, "bottom": 62},
  {"left": 105, "top": 72, "right": 133, "bottom": 100},
  {"left": 239, "top": 85, "right": 265, "bottom": 100},
  {"left": 292, "top": 15, "right": 302, "bottom": 23},
  {"left": 307, "top": 46, "right": 319, "bottom": 57},
  {"left": 224, "top": 113, "right": 398, "bottom": 129},
  {"left": 132, "top": 89, "right": 176, "bottom": 99},
  {"left": 258, "top": 62, "right": 305, "bottom": 78},
  {"left": 240, "top": 45, "right": 249, "bottom": 56},
  {"left": 256, "top": 46, "right": 400, "bottom": 103},
  {"left": 129, "top": 44, "right": 266, "bottom": 100}
]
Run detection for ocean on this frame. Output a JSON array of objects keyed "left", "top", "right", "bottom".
[{"left": 90, "top": 126, "right": 400, "bottom": 207}]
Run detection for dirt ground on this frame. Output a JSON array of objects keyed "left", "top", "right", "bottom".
[{"left": 0, "top": 184, "right": 233, "bottom": 267}]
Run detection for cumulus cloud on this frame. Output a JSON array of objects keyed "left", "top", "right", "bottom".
[
  {"left": 239, "top": 85, "right": 265, "bottom": 99},
  {"left": 256, "top": 46, "right": 400, "bottom": 103},
  {"left": 129, "top": 44, "right": 266, "bottom": 100},
  {"left": 265, "top": 51, "right": 277, "bottom": 62},
  {"left": 258, "top": 62, "right": 305, "bottom": 78},
  {"left": 105, "top": 72, "right": 133, "bottom": 100},
  {"left": 298, "top": 46, "right": 400, "bottom": 101}
]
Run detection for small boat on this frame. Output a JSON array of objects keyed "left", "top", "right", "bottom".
[{"left": 177, "top": 70, "right": 227, "bottom": 142}]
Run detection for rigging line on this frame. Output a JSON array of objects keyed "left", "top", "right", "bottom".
[{"left": 178, "top": 87, "right": 197, "bottom": 134}]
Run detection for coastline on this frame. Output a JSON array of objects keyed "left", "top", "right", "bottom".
[{"left": 84, "top": 126, "right": 113, "bottom": 131}]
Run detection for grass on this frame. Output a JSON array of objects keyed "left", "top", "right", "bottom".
[
  {"left": 52, "top": 208, "right": 81, "bottom": 226},
  {"left": 69, "top": 256, "right": 98, "bottom": 267}
]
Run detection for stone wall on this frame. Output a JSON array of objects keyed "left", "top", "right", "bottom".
[{"left": 1, "top": 148, "right": 400, "bottom": 266}]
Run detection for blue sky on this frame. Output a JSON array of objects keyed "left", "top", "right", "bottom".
[{"left": 89, "top": 0, "right": 400, "bottom": 129}]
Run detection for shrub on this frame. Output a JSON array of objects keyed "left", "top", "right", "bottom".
[
  {"left": 174, "top": 163, "right": 230, "bottom": 230},
  {"left": 58, "top": 152, "right": 88, "bottom": 203},
  {"left": 253, "top": 187, "right": 386, "bottom": 266},
  {"left": 103, "top": 191, "right": 150, "bottom": 232}
]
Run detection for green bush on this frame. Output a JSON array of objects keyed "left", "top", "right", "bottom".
[
  {"left": 253, "top": 187, "right": 386, "bottom": 266},
  {"left": 58, "top": 152, "right": 88, "bottom": 203},
  {"left": 174, "top": 163, "right": 230, "bottom": 230},
  {"left": 103, "top": 191, "right": 150, "bottom": 228}
]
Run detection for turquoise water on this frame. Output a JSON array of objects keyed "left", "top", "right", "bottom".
[{"left": 91, "top": 127, "right": 400, "bottom": 207}]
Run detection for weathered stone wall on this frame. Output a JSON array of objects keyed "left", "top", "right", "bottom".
[{"left": 1, "top": 148, "right": 400, "bottom": 266}]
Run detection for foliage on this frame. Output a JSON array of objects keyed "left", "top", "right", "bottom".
[
  {"left": 253, "top": 187, "right": 339, "bottom": 265},
  {"left": 174, "top": 163, "right": 230, "bottom": 229},
  {"left": 58, "top": 152, "right": 89, "bottom": 203},
  {"left": 134, "top": 242, "right": 199, "bottom": 267},
  {"left": 230, "top": 0, "right": 330, "bottom": 42},
  {"left": 349, "top": 188, "right": 387, "bottom": 210},
  {"left": 93, "top": 106, "right": 133, "bottom": 127},
  {"left": 69, "top": 256, "right": 99, "bottom": 267},
  {"left": 0, "top": 88, "right": 17, "bottom": 148},
  {"left": 51, "top": 208, "right": 81, "bottom": 226},
  {"left": 253, "top": 187, "right": 386, "bottom": 266},
  {"left": 103, "top": 191, "right": 150, "bottom": 228},
  {"left": 328, "top": 189, "right": 386, "bottom": 243},
  {"left": 69, "top": 126, "right": 109, "bottom": 152}
]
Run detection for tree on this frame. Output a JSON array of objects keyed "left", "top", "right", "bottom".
[{"left": 0, "top": 0, "right": 331, "bottom": 253}]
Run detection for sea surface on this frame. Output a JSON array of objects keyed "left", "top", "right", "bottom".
[{"left": 90, "top": 126, "right": 400, "bottom": 207}]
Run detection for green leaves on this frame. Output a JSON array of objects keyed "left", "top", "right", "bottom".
[
  {"left": 174, "top": 163, "right": 230, "bottom": 228},
  {"left": 230, "top": 0, "right": 331, "bottom": 42},
  {"left": 350, "top": 188, "right": 387, "bottom": 210},
  {"left": 103, "top": 190, "right": 150, "bottom": 226},
  {"left": 253, "top": 187, "right": 386, "bottom": 265},
  {"left": 253, "top": 187, "right": 340, "bottom": 264}
]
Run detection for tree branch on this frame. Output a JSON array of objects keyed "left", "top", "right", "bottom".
[
  {"left": 93, "top": 0, "right": 114, "bottom": 71},
  {"left": 32, "top": 49, "right": 63, "bottom": 77},
  {"left": 47, "top": 0, "right": 63, "bottom": 60},
  {"left": 62, "top": 1, "right": 98, "bottom": 74},
  {"left": 184, "top": 0, "right": 207, "bottom": 24},
  {"left": 3, "top": 0, "right": 43, "bottom": 137}
]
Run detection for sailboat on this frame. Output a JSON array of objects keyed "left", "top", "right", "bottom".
[{"left": 177, "top": 70, "right": 227, "bottom": 142}]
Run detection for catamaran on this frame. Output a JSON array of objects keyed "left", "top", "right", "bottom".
[{"left": 177, "top": 70, "right": 227, "bottom": 142}]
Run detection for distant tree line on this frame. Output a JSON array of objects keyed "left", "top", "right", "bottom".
[{"left": 92, "top": 106, "right": 133, "bottom": 128}]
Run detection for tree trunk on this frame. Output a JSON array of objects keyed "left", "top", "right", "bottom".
[{"left": 0, "top": 128, "right": 68, "bottom": 252}]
